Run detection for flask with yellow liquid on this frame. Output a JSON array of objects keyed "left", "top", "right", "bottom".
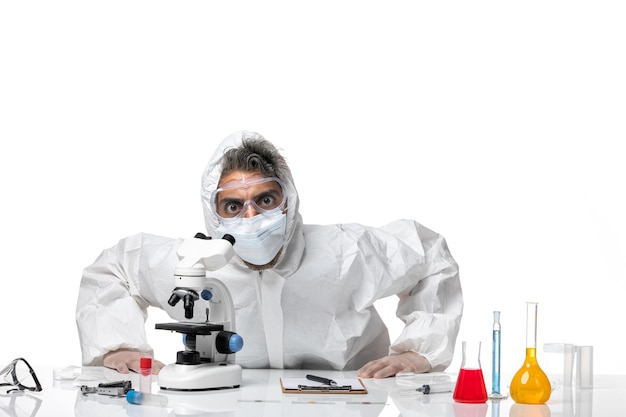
[{"left": 510, "top": 302, "right": 551, "bottom": 404}]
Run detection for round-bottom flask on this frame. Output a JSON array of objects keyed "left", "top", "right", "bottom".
[{"left": 510, "top": 302, "right": 551, "bottom": 404}]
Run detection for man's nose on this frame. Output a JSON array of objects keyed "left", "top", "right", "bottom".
[{"left": 242, "top": 202, "right": 259, "bottom": 218}]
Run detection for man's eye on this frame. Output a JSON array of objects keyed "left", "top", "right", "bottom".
[
  {"left": 226, "top": 203, "right": 239, "bottom": 213},
  {"left": 259, "top": 196, "right": 275, "bottom": 208},
  {"left": 224, "top": 202, "right": 241, "bottom": 214}
]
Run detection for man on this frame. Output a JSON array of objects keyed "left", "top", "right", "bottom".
[{"left": 76, "top": 131, "right": 463, "bottom": 378}]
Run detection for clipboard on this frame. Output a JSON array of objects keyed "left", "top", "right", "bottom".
[{"left": 280, "top": 377, "right": 368, "bottom": 394}]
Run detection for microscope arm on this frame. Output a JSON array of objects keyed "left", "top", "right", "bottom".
[{"left": 168, "top": 234, "right": 236, "bottom": 320}]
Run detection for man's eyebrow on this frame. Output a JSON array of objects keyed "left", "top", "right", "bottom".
[
  {"left": 217, "top": 196, "right": 244, "bottom": 204},
  {"left": 256, "top": 189, "right": 281, "bottom": 197}
]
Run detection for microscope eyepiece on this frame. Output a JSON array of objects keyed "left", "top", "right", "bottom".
[
  {"left": 168, "top": 293, "right": 181, "bottom": 307},
  {"left": 222, "top": 234, "right": 236, "bottom": 246}
]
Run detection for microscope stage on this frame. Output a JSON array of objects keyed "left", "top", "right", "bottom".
[{"left": 155, "top": 322, "right": 224, "bottom": 334}]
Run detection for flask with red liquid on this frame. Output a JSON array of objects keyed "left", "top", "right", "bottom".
[{"left": 453, "top": 341, "right": 488, "bottom": 403}]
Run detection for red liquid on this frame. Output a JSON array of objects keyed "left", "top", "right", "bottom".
[{"left": 453, "top": 368, "right": 488, "bottom": 403}]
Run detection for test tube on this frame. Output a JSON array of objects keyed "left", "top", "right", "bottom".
[
  {"left": 126, "top": 390, "right": 168, "bottom": 407},
  {"left": 491, "top": 311, "right": 501, "bottom": 394},
  {"left": 139, "top": 357, "right": 152, "bottom": 393},
  {"left": 543, "top": 343, "right": 575, "bottom": 386},
  {"left": 576, "top": 345, "right": 593, "bottom": 389},
  {"left": 489, "top": 311, "right": 507, "bottom": 399}
]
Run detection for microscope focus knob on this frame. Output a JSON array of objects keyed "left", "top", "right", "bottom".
[
  {"left": 216, "top": 331, "right": 244, "bottom": 354},
  {"left": 176, "top": 350, "right": 201, "bottom": 365}
]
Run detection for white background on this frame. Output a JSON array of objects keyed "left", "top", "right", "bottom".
[{"left": 1, "top": 1, "right": 624, "bottom": 380}]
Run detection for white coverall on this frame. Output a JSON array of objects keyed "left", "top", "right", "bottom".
[{"left": 75, "top": 131, "right": 463, "bottom": 371}]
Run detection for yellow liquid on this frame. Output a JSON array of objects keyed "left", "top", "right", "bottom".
[{"left": 510, "top": 348, "right": 551, "bottom": 404}]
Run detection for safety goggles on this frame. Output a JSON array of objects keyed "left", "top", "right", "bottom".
[
  {"left": 211, "top": 176, "right": 286, "bottom": 220},
  {"left": 0, "top": 358, "right": 42, "bottom": 394}
]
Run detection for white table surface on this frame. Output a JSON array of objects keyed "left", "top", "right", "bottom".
[{"left": 2, "top": 366, "right": 625, "bottom": 417}]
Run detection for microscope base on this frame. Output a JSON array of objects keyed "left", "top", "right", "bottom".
[{"left": 158, "top": 362, "right": 242, "bottom": 391}]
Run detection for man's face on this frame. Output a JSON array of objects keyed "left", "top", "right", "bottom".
[{"left": 215, "top": 170, "right": 285, "bottom": 220}]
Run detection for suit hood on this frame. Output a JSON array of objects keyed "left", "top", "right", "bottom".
[{"left": 200, "top": 131, "right": 304, "bottom": 273}]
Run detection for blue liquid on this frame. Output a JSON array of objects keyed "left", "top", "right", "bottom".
[{"left": 492, "top": 329, "right": 501, "bottom": 394}]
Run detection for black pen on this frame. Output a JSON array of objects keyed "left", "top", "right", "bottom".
[{"left": 306, "top": 374, "right": 337, "bottom": 386}]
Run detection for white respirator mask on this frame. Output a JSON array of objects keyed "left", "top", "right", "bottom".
[{"left": 216, "top": 210, "right": 287, "bottom": 265}]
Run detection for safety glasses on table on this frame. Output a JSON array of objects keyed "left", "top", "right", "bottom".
[
  {"left": 0, "top": 358, "right": 42, "bottom": 394},
  {"left": 211, "top": 176, "right": 286, "bottom": 220}
]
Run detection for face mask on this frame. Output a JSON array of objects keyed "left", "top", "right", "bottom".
[{"left": 216, "top": 210, "right": 287, "bottom": 265}]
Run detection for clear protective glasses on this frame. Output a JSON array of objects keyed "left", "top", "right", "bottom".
[
  {"left": 0, "top": 358, "right": 42, "bottom": 394},
  {"left": 210, "top": 176, "right": 286, "bottom": 220}
]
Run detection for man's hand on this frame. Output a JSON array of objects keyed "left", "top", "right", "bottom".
[
  {"left": 103, "top": 349, "right": 165, "bottom": 375},
  {"left": 356, "top": 351, "right": 432, "bottom": 379}
]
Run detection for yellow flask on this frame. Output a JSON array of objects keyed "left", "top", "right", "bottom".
[{"left": 510, "top": 302, "right": 551, "bottom": 404}]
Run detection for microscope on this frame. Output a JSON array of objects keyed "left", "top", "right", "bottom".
[{"left": 156, "top": 233, "right": 244, "bottom": 391}]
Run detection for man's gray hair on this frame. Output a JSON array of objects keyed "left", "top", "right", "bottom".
[{"left": 219, "top": 138, "right": 291, "bottom": 182}]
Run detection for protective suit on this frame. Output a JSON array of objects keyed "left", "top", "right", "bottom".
[{"left": 76, "top": 131, "right": 463, "bottom": 371}]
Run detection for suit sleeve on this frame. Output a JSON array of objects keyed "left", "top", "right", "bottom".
[
  {"left": 380, "top": 220, "right": 464, "bottom": 371},
  {"left": 75, "top": 233, "right": 159, "bottom": 365}
]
